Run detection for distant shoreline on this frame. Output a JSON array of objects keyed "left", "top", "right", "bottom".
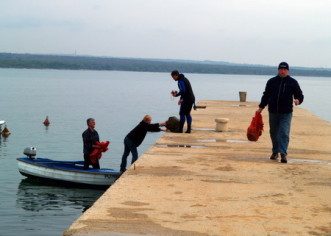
[{"left": 1, "top": 52, "right": 331, "bottom": 77}]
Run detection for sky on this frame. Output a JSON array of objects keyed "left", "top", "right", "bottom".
[{"left": 1, "top": 0, "right": 331, "bottom": 68}]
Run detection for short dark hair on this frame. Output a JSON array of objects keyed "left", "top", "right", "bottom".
[
  {"left": 171, "top": 70, "right": 179, "bottom": 76},
  {"left": 86, "top": 118, "right": 94, "bottom": 126}
]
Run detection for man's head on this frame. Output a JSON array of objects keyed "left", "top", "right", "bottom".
[
  {"left": 87, "top": 118, "right": 95, "bottom": 128},
  {"left": 278, "top": 62, "right": 289, "bottom": 78},
  {"left": 143, "top": 115, "right": 152, "bottom": 124},
  {"left": 171, "top": 70, "right": 180, "bottom": 81}
]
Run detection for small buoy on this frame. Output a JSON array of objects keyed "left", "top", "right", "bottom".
[
  {"left": 43, "top": 116, "right": 50, "bottom": 126},
  {"left": 2, "top": 126, "right": 11, "bottom": 137}
]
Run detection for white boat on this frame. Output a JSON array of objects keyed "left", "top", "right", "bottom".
[
  {"left": 17, "top": 147, "right": 122, "bottom": 189},
  {"left": 0, "top": 120, "right": 5, "bottom": 130}
]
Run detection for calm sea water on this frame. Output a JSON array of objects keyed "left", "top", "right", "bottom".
[{"left": 0, "top": 68, "right": 330, "bottom": 236}]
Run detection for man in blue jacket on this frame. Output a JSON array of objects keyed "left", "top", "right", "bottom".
[
  {"left": 171, "top": 70, "right": 195, "bottom": 133},
  {"left": 256, "top": 62, "right": 304, "bottom": 163}
]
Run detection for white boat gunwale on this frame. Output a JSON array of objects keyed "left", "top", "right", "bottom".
[
  {"left": 17, "top": 157, "right": 121, "bottom": 176},
  {"left": 17, "top": 157, "right": 122, "bottom": 188}
]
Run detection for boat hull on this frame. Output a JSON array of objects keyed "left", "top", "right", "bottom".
[{"left": 17, "top": 157, "right": 121, "bottom": 188}]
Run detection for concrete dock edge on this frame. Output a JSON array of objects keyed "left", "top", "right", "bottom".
[{"left": 63, "top": 100, "right": 331, "bottom": 236}]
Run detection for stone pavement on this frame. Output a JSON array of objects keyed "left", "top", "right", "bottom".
[{"left": 63, "top": 100, "right": 331, "bottom": 236}]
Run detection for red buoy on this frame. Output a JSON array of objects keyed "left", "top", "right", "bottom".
[{"left": 43, "top": 116, "right": 50, "bottom": 126}]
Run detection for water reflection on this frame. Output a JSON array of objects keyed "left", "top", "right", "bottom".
[
  {"left": 196, "top": 139, "right": 252, "bottom": 143},
  {"left": 288, "top": 158, "right": 330, "bottom": 166},
  {"left": 231, "top": 104, "right": 254, "bottom": 107},
  {"left": 0, "top": 135, "right": 9, "bottom": 157},
  {"left": 192, "top": 127, "right": 215, "bottom": 131},
  {"left": 16, "top": 178, "right": 105, "bottom": 213},
  {"left": 0, "top": 135, "right": 9, "bottom": 144},
  {"left": 156, "top": 144, "right": 207, "bottom": 148}
]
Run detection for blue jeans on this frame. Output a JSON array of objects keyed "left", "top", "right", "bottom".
[
  {"left": 120, "top": 136, "right": 138, "bottom": 171},
  {"left": 269, "top": 112, "right": 292, "bottom": 155}
]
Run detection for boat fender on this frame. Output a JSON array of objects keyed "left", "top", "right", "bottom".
[
  {"left": 1, "top": 126, "right": 11, "bottom": 137},
  {"left": 43, "top": 116, "right": 50, "bottom": 126}
]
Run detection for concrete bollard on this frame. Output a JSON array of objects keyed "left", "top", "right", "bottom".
[
  {"left": 239, "top": 91, "right": 247, "bottom": 102},
  {"left": 215, "top": 118, "right": 229, "bottom": 132}
]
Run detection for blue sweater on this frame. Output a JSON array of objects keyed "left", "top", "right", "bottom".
[{"left": 176, "top": 74, "right": 195, "bottom": 102}]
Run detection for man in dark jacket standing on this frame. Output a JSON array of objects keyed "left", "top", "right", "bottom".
[
  {"left": 82, "top": 118, "right": 101, "bottom": 170},
  {"left": 171, "top": 70, "right": 195, "bottom": 133},
  {"left": 120, "top": 115, "right": 166, "bottom": 172},
  {"left": 256, "top": 62, "right": 304, "bottom": 163}
]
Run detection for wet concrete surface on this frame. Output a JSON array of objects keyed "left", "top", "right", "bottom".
[{"left": 63, "top": 100, "right": 331, "bottom": 236}]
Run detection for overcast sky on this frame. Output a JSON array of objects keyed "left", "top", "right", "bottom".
[{"left": 1, "top": 0, "right": 330, "bottom": 68}]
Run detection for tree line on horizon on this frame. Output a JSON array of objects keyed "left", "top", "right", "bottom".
[{"left": 0, "top": 53, "right": 330, "bottom": 77}]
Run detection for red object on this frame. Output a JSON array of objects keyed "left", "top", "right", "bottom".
[
  {"left": 90, "top": 141, "right": 110, "bottom": 163},
  {"left": 247, "top": 113, "right": 264, "bottom": 141}
]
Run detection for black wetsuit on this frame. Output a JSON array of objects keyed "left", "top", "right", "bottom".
[{"left": 175, "top": 74, "right": 195, "bottom": 132}]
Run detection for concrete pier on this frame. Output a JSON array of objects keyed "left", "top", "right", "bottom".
[{"left": 63, "top": 100, "right": 331, "bottom": 236}]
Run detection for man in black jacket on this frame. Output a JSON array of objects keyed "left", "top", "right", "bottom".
[
  {"left": 82, "top": 118, "right": 101, "bottom": 170},
  {"left": 256, "top": 62, "right": 304, "bottom": 163},
  {"left": 120, "top": 115, "right": 166, "bottom": 172},
  {"left": 171, "top": 70, "right": 195, "bottom": 133}
]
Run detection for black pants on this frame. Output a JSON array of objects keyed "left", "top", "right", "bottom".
[
  {"left": 179, "top": 100, "right": 194, "bottom": 130},
  {"left": 179, "top": 100, "right": 194, "bottom": 116},
  {"left": 83, "top": 154, "right": 100, "bottom": 170}
]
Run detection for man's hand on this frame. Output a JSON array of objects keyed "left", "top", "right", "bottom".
[
  {"left": 171, "top": 90, "right": 177, "bottom": 97},
  {"left": 256, "top": 108, "right": 263, "bottom": 114}
]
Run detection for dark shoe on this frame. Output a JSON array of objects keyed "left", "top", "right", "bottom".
[
  {"left": 280, "top": 154, "right": 287, "bottom": 163},
  {"left": 120, "top": 168, "right": 127, "bottom": 172},
  {"left": 270, "top": 153, "right": 278, "bottom": 160},
  {"left": 185, "top": 124, "right": 191, "bottom": 133},
  {"left": 178, "top": 123, "right": 184, "bottom": 133}
]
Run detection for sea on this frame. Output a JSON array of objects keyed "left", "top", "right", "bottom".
[{"left": 0, "top": 68, "right": 330, "bottom": 236}]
